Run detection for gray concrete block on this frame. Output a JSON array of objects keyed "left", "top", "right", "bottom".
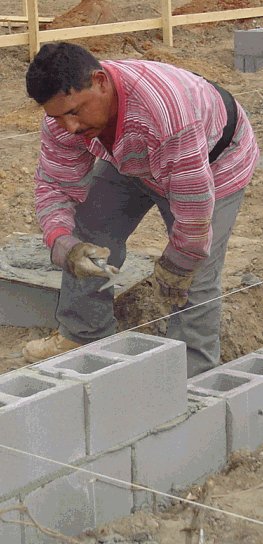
[
  {"left": 23, "top": 448, "right": 132, "bottom": 543},
  {"left": 188, "top": 368, "right": 263, "bottom": 453},
  {"left": 234, "top": 54, "right": 245, "bottom": 72},
  {"left": 0, "top": 370, "right": 86, "bottom": 498},
  {"left": 24, "top": 471, "right": 95, "bottom": 544},
  {"left": 188, "top": 369, "right": 252, "bottom": 397},
  {"left": 35, "top": 332, "right": 187, "bottom": 454},
  {"left": 225, "top": 380, "right": 263, "bottom": 454},
  {"left": 133, "top": 397, "right": 226, "bottom": 507},
  {"left": 244, "top": 55, "right": 256, "bottom": 73},
  {"left": 0, "top": 497, "right": 22, "bottom": 544},
  {"left": 234, "top": 29, "right": 263, "bottom": 56},
  {"left": 255, "top": 57, "right": 263, "bottom": 71},
  {"left": 86, "top": 337, "right": 187, "bottom": 454},
  {"left": 81, "top": 447, "right": 133, "bottom": 526},
  {"left": 234, "top": 29, "right": 263, "bottom": 72},
  {"left": 32, "top": 347, "right": 126, "bottom": 379},
  {"left": 0, "top": 279, "right": 58, "bottom": 328},
  {"left": 87, "top": 331, "right": 179, "bottom": 358},
  {"left": 221, "top": 353, "right": 263, "bottom": 376}
]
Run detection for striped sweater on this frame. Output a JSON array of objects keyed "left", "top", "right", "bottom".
[{"left": 35, "top": 59, "right": 259, "bottom": 271}]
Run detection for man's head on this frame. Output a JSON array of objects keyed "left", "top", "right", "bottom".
[{"left": 26, "top": 42, "right": 117, "bottom": 137}]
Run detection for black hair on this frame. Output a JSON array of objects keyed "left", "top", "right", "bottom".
[{"left": 26, "top": 42, "right": 102, "bottom": 104}]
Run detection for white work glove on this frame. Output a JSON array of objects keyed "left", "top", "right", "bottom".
[{"left": 51, "top": 235, "right": 119, "bottom": 279}]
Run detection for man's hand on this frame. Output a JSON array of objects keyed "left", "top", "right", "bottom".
[
  {"left": 154, "top": 256, "right": 194, "bottom": 308},
  {"left": 66, "top": 242, "right": 119, "bottom": 278},
  {"left": 51, "top": 235, "right": 119, "bottom": 279}
]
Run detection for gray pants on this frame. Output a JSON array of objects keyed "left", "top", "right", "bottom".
[{"left": 56, "top": 159, "right": 245, "bottom": 377}]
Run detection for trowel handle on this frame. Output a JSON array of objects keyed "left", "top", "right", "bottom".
[{"left": 91, "top": 257, "right": 115, "bottom": 278}]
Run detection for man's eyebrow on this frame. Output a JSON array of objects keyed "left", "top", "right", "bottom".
[{"left": 49, "top": 108, "right": 77, "bottom": 118}]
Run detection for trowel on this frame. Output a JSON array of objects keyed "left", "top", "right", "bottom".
[{"left": 92, "top": 258, "right": 125, "bottom": 292}]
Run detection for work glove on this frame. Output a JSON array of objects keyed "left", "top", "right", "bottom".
[
  {"left": 51, "top": 235, "right": 119, "bottom": 279},
  {"left": 154, "top": 255, "right": 194, "bottom": 308}
]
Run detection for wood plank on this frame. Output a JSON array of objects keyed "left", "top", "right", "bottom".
[
  {"left": 27, "top": 0, "right": 39, "bottom": 59},
  {"left": 0, "top": 22, "right": 27, "bottom": 28},
  {"left": 171, "top": 7, "right": 263, "bottom": 26},
  {"left": 39, "top": 17, "right": 163, "bottom": 42},
  {"left": 0, "top": 15, "right": 53, "bottom": 22},
  {"left": 161, "top": 0, "right": 173, "bottom": 47},
  {"left": 22, "top": 0, "right": 28, "bottom": 18},
  {"left": 0, "top": 32, "right": 28, "bottom": 46}
]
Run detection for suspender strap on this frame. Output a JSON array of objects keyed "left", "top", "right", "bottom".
[{"left": 207, "top": 80, "right": 238, "bottom": 164}]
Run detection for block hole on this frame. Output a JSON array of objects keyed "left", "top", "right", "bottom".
[
  {"left": 55, "top": 353, "right": 122, "bottom": 374},
  {"left": 194, "top": 373, "right": 250, "bottom": 392},
  {"left": 232, "top": 358, "right": 263, "bottom": 375},
  {"left": 0, "top": 376, "right": 55, "bottom": 397},
  {"left": 103, "top": 336, "right": 163, "bottom": 356}
]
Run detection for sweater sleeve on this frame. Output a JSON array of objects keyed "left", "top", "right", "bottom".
[
  {"left": 149, "top": 121, "right": 215, "bottom": 272},
  {"left": 35, "top": 117, "right": 96, "bottom": 248}
]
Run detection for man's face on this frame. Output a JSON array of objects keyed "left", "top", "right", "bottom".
[{"left": 43, "top": 70, "right": 115, "bottom": 138}]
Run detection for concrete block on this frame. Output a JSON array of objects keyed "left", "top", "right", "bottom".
[
  {"left": 24, "top": 471, "right": 95, "bottom": 544},
  {"left": 188, "top": 369, "right": 252, "bottom": 397},
  {"left": 234, "top": 54, "right": 245, "bottom": 72},
  {"left": 23, "top": 448, "right": 132, "bottom": 543},
  {"left": 32, "top": 346, "right": 126, "bottom": 379},
  {"left": 81, "top": 447, "right": 133, "bottom": 526},
  {"left": 225, "top": 380, "right": 263, "bottom": 454},
  {"left": 35, "top": 332, "right": 187, "bottom": 454},
  {"left": 244, "top": 55, "right": 256, "bottom": 73},
  {"left": 255, "top": 57, "right": 263, "bottom": 71},
  {"left": 234, "top": 29, "right": 263, "bottom": 56},
  {"left": 0, "top": 497, "right": 22, "bottom": 544},
  {"left": 0, "top": 370, "right": 86, "bottom": 498},
  {"left": 234, "top": 29, "right": 263, "bottom": 72},
  {"left": 0, "top": 279, "right": 58, "bottom": 328},
  {"left": 188, "top": 368, "right": 263, "bottom": 453},
  {"left": 221, "top": 352, "right": 263, "bottom": 376},
  {"left": 87, "top": 331, "right": 179, "bottom": 358},
  {"left": 133, "top": 396, "right": 226, "bottom": 507}
]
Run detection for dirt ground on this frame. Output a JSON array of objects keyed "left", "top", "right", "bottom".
[{"left": 0, "top": 0, "right": 263, "bottom": 541}]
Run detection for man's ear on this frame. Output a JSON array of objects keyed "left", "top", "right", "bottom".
[{"left": 91, "top": 70, "right": 108, "bottom": 91}]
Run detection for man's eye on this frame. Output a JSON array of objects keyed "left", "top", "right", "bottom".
[{"left": 71, "top": 110, "right": 79, "bottom": 116}]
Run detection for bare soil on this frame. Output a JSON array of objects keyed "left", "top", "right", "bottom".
[{"left": 0, "top": 0, "right": 263, "bottom": 541}]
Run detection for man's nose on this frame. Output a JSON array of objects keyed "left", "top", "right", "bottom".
[{"left": 59, "top": 116, "right": 80, "bottom": 133}]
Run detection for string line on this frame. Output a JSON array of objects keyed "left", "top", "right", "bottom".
[
  {"left": 0, "top": 443, "right": 263, "bottom": 527},
  {"left": 3, "top": 279, "right": 262, "bottom": 376}
]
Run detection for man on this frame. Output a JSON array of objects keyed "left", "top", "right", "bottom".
[{"left": 23, "top": 42, "right": 259, "bottom": 377}]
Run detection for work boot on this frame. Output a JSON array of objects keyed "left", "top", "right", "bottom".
[{"left": 22, "top": 331, "right": 81, "bottom": 363}]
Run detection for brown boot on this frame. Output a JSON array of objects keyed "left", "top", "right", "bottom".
[{"left": 22, "top": 331, "right": 81, "bottom": 363}]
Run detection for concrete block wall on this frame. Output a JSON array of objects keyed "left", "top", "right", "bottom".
[
  {"left": 33, "top": 332, "right": 188, "bottom": 454},
  {"left": 234, "top": 29, "right": 263, "bottom": 72},
  {"left": 1, "top": 333, "right": 263, "bottom": 543}
]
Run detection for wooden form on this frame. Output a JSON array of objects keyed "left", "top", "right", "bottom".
[
  {"left": 1, "top": 1, "right": 263, "bottom": 60},
  {"left": 22, "top": 0, "right": 28, "bottom": 18},
  {"left": 0, "top": 16, "right": 53, "bottom": 23}
]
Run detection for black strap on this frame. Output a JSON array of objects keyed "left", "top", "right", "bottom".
[{"left": 208, "top": 80, "right": 238, "bottom": 164}]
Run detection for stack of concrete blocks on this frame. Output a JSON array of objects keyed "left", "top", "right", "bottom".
[
  {"left": 234, "top": 28, "right": 263, "bottom": 72},
  {"left": 0, "top": 332, "right": 263, "bottom": 543}
]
